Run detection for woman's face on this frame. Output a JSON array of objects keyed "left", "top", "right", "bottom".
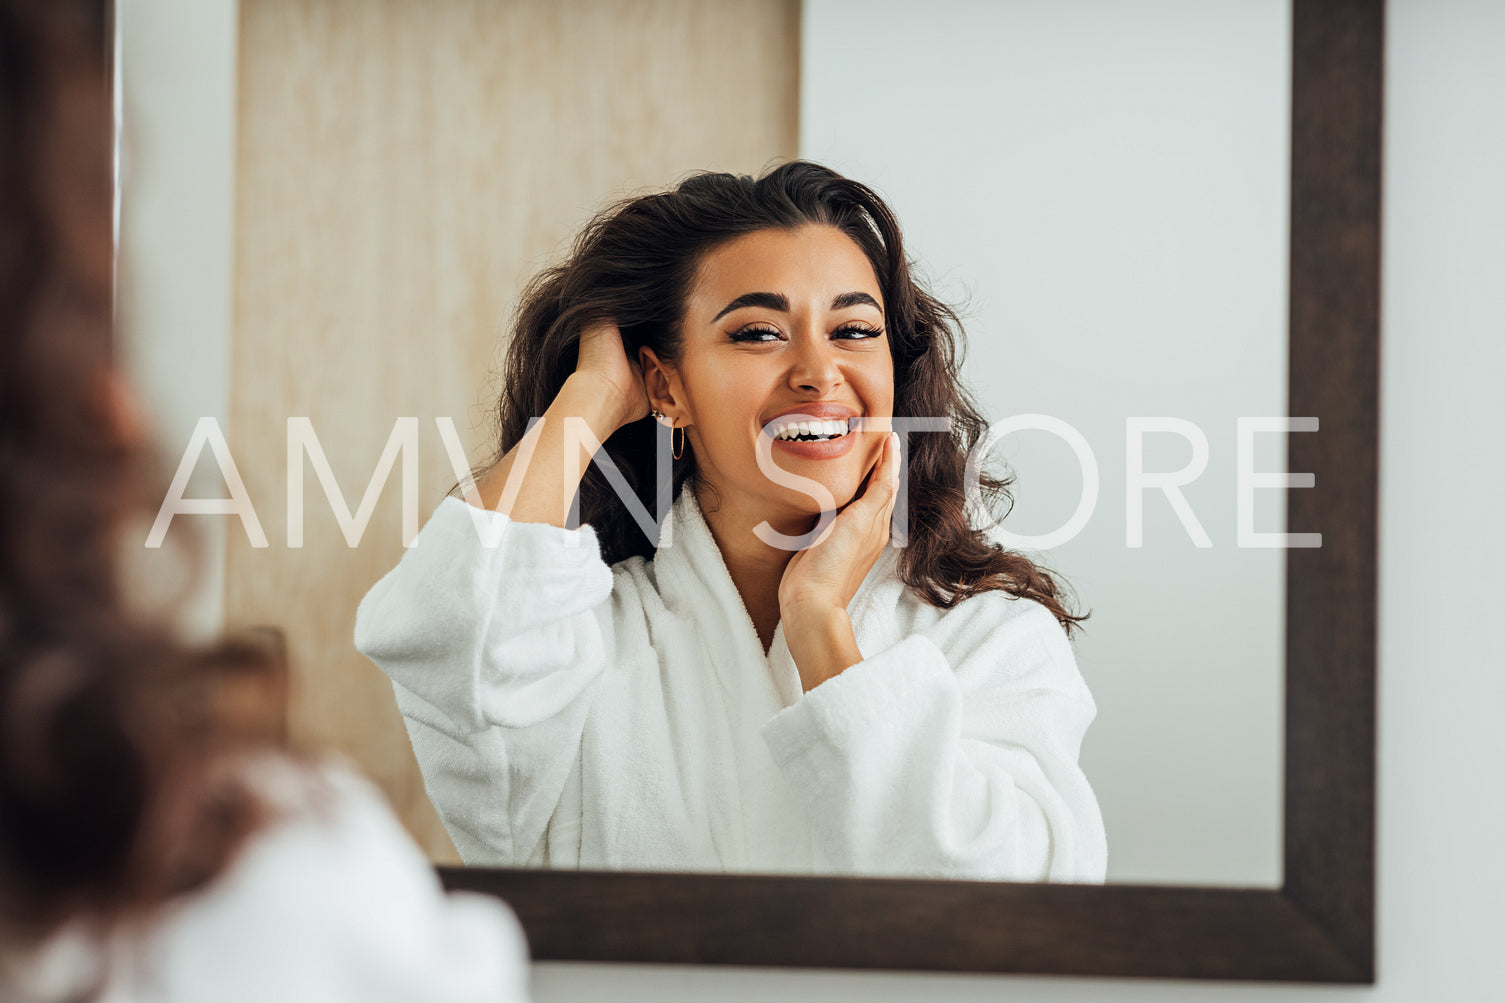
[{"left": 645, "top": 224, "right": 895, "bottom": 532}]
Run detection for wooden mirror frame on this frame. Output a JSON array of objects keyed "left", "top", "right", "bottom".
[{"left": 442, "top": 0, "right": 1381, "bottom": 983}]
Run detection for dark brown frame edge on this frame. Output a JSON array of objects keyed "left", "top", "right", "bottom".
[{"left": 442, "top": 0, "right": 1381, "bottom": 983}]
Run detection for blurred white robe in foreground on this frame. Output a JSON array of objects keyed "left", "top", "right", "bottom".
[{"left": 1, "top": 757, "right": 530, "bottom": 1003}]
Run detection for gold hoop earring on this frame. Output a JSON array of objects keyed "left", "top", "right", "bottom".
[{"left": 650, "top": 410, "right": 686, "bottom": 460}]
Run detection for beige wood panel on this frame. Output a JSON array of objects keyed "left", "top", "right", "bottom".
[{"left": 229, "top": 0, "right": 799, "bottom": 861}]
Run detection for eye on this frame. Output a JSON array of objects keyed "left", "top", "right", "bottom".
[
  {"left": 728, "top": 325, "right": 783, "bottom": 343},
  {"left": 833, "top": 324, "right": 884, "bottom": 340}
]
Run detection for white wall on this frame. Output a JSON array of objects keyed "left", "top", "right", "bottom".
[
  {"left": 116, "top": 0, "right": 238, "bottom": 639},
  {"left": 534, "top": 0, "right": 1505, "bottom": 997},
  {"left": 800, "top": 0, "right": 1290, "bottom": 888}
]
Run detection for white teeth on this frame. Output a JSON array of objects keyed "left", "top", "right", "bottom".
[{"left": 772, "top": 418, "right": 853, "bottom": 441}]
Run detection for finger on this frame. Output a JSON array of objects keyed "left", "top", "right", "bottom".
[
  {"left": 878, "top": 433, "right": 902, "bottom": 526},
  {"left": 837, "top": 444, "right": 882, "bottom": 511},
  {"left": 882, "top": 432, "right": 901, "bottom": 504},
  {"left": 849, "top": 433, "right": 900, "bottom": 518}
]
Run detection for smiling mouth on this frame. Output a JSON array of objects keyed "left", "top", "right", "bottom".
[{"left": 770, "top": 418, "right": 855, "bottom": 443}]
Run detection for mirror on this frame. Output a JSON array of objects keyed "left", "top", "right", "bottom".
[{"left": 118, "top": 0, "right": 1377, "bottom": 981}]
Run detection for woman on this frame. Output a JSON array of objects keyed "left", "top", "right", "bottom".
[
  {"left": 0, "top": 3, "right": 529, "bottom": 999},
  {"left": 355, "top": 162, "right": 1107, "bottom": 881}
]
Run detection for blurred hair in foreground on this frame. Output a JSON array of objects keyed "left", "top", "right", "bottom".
[{"left": 0, "top": 0, "right": 286, "bottom": 949}]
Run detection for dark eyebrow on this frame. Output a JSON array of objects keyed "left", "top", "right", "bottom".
[
  {"left": 831, "top": 291, "right": 883, "bottom": 314},
  {"left": 711, "top": 290, "right": 883, "bottom": 322},
  {"left": 712, "top": 292, "right": 788, "bottom": 322}
]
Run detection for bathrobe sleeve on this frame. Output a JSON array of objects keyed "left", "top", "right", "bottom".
[
  {"left": 759, "top": 596, "right": 1107, "bottom": 882},
  {"left": 353, "top": 497, "right": 616, "bottom": 865}
]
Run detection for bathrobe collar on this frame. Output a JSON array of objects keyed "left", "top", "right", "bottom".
[{"left": 649, "top": 485, "right": 899, "bottom": 708}]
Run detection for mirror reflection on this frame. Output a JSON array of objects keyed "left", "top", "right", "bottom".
[
  {"left": 353, "top": 176, "right": 1108, "bottom": 880},
  {"left": 125, "top": 0, "right": 1291, "bottom": 886}
]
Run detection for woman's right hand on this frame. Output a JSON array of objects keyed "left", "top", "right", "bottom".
[
  {"left": 471, "top": 321, "right": 646, "bottom": 520},
  {"left": 570, "top": 321, "right": 649, "bottom": 432}
]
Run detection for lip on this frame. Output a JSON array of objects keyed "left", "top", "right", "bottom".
[
  {"left": 771, "top": 430, "right": 859, "bottom": 461},
  {"left": 764, "top": 402, "right": 860, "bottom": 424},
  {"left": 762, "top": 402, "right": 863, "bottom": 461}
]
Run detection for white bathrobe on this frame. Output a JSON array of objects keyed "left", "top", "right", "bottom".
[
  {"left": 0, "top": 756, "right": 529, "bottom": 1003},
  {"left": 354, "top": 488, "right": 1107, "bottom": 882}
]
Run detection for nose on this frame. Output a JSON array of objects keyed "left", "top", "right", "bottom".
[{"left": 786, "top": 333, "right": 843, "bottom": 395}]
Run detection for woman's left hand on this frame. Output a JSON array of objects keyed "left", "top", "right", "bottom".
[{"left": 778, "top": 433, "right": 901, "bottom": 688}]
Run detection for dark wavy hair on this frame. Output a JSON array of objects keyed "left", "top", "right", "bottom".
[
  {"left": 481, "top": 161, "right": 1086, "bottom": 633},
  {"left": 0, "top": 0, "right": 286, "bottom": 949}
]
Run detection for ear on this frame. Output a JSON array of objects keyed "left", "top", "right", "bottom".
[{"left": 638, "top": 346, "right": 686, "bottom": 424}]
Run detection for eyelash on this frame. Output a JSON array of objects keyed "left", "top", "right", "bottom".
[{"left": 728, "top": 324, "right": 884, "bottom": 343}]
